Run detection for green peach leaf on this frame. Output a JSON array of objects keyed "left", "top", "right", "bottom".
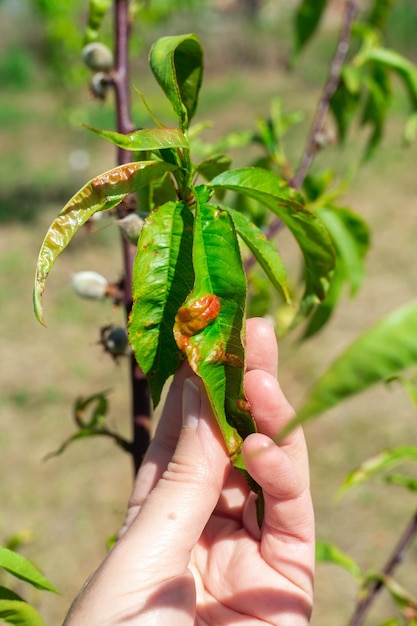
[
  {"left": 0, "top": 600, "right": 47, "bottom": 626},
  {"left": 0, "top": 548, "right": 57, "bottom": 593},
  {"left": 83, "top": 125, "right": 189, "bottom": 152},
  {"left": 340, "top": 446, "right": 417, "bottom": 495},
  {"left": 149, "top": 34, "right": 203, "bottom": 131},
  {"left": 288, "top": 299, "right": 417, "bottom": 434},
  {"left": 182, "top": 194, "right": 256, "bottom": 472},
  {"left": 34, "top": 160, "right": 175, "bottom": 325},
  {"left": 316, "top": 540, "right": 362, "bottom": 580},
  {"left": 209, "top": 168, "right": 335, "bottom": 317},
  {"left": 220, "top": 204, "right": 291, "bottom": 304},
  {"left": 128, "top": 201, "right": 195, "bottom": 406}
]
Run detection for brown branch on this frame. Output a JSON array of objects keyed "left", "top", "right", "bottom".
[
  {"left": 291, "top": 0, "right": 359, "bottom": 190},
  {"left": 245, "top": 1, "right": 359, "bottom": 275},
  {"left": 348, "top": 508, "right": 417, "bottom": 626},
  {"left": 113, "top": 0, "right": 151, "bottom": 474}
]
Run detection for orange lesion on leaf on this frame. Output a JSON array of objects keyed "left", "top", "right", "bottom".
[{"left": 173, "top": 294, "right": 221, "bottom": 366}]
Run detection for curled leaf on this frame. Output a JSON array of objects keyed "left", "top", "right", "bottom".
[{"left": 34, "top": 160, "right": 175, "bottom": 325}]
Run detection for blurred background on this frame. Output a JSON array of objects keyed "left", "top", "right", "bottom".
[{"left": 1, "top": 0, "right": 417, "bottom": 623}]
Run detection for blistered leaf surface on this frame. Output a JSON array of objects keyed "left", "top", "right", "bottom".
[{"left": 34, "top": 160, "right": 175, "bottom": 325}]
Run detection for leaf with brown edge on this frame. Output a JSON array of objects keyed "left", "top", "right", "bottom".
[{"left": 33, "top": 160, "right": 175, "bottom": 325}]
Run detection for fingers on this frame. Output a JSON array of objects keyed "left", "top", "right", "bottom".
[
  {"left": 244, "top": 370, "right": 309, "bottom": 480},
  {"left": 122, "top": 317, "right": 279, "bottom": 532},
  {"left": 246, "top": 318, "right": 278, "bottom": 378},
  {"left": 242, "top": 433, "right": 315, "bottom": 599},
  {"left": 117, "top": 379, "right": 230, "bottom": 579}
]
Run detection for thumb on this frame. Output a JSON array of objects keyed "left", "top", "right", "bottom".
[{"left": 120, "top": 378, "right": 230, "bottom": 577}]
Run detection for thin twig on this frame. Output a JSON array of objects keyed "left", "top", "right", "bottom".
[
  {"left": 291, "top": 0, "right": 359, "bottom": 190},
  {"left": 348, "top": 507, "right": 417, "bottom": 626},
  {"left": 113, "top": 0, "right": 151, "bottom": 473},
  {"left": 245, "top": 0, "right": 359, "bottom": 275}
]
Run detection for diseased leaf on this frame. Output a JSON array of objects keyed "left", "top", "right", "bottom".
[
  {"left": 33, "top": 160, "right": 175, "bottom": 325},
  {"left": 293, "top": 0, "right": 329, "bottom": 59},
  {"left": 177, "top": 193, "right": 256, "bottom": 473},
  {"left": 209, "top": 168, "right": 335, "bottom": 317},
  {"left": 83, "top": 125, "right": 189, "bottom": 152},
  {"left": 340, "top": 446, "right": 417, "bottom": 494},
  {"left": 128, "top": 201, "right": 195, "bottom": 405},
  {"left": 316, "top": 540, "right": 362, "bottom": 580},
  {"left": 0, "top": 548, "right": 57, "bottom": 593},
  {"left": 0, "top": 599, "right": 47, "bottom": 626},
  {"left": 149, "top": 34, "right": 203, "bottom": 131},
  {"left": 220, "top": 204, "right": 291, "bottom": 304},
  {"left": 295, "top": 300, "right": 417, "bottom": 425}
]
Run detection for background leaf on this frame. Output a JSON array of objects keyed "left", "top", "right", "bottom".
[
  {"left": 316, "top": 540, "right": 362, "bottom": 580},
  {"left": 296, "top": 299, "right": 417, "bottom": 425},
  {"left": 33, "top": 160, "right": 174, "bottom": 325},
  {"left": 149, "top": 33, "right": 203, "bottom": 131},
  {"left": 0, "top": 599, "right": 47, "bottom": 626},
  {"left": 83, "top": 125, "right": 189, "bottom": 152},
  {"left": 293, "top": 0, "right": 329, "bottom": 60},
  {"left": 0, "top": 548, "right": 57, "bottom": 593},
  {"left": 340, "top": 446, "right": 417, "bottom": 494},
  {"left": 128, "top": 201, "right": 195, "bottom": 406},
  {"left": 209, "top": 168, "right": 335, "bottom": 317}
]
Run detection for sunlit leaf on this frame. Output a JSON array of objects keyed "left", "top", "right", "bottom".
[
  {"left": 340, "top": 446, "right": 417, "bottom": 494},
  {"left": 293, "top": 299, "right": 417, "bottom": 426},
  {"left": 316, "top": 540, "right": 362, "bottom": 580},
  {"left": 128, "top": 201, "right": 195, "bottom": 406},
  {"left": 219, "top": 204, "right": 291, "bottom": 304},
  {"left": 34, "top": 160, "right": 175, "bottom": 325},
  {"left": 149, "top": 34, "right": 203, "bottom": 131},
  {"left": 83, "top": 125, "right": 189, "bottom": 152},
  {"left": 0, "top": 548, "right": 57, "bottom": 593},
  {"left": 380, "top": 574, "right": 417, "bottom": 611},
  {"left": 178, "top": 192, "right": 256, "bottom": 473},
  {"left": 209, "top": 168, "right": 335, "bottom": 317},
  {"left": 0, "top": 599, "right": 47, "bottom": 626},
  {"left": 293, "top": 0, "right": 329, "bottom": 60}
]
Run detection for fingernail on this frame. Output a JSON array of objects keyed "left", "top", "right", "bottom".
[{"left": 182, "top": 378, "right": 201, "bottom": 429}]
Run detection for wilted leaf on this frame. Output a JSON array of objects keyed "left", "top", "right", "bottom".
[{"left": 34, "top": 160, "right": 175, "bottom": 325}]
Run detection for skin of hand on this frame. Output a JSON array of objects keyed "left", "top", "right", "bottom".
[{"left": 64, "top": 318, "right": 314, "bottom": 626}]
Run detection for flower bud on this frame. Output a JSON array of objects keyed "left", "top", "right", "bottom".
[
  {"left": 82, "top": 42, "right": 114, "bottom": 72},
  {"left": 72, "top": 271, "right": 108, "bottom": 300},
  {"left": 116, "top": 213, "right": 144, "bottom": 246}
]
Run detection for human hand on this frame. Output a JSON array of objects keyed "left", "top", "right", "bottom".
[{"left": 64, "top": 318, "right": 314, "bottom": 625}]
